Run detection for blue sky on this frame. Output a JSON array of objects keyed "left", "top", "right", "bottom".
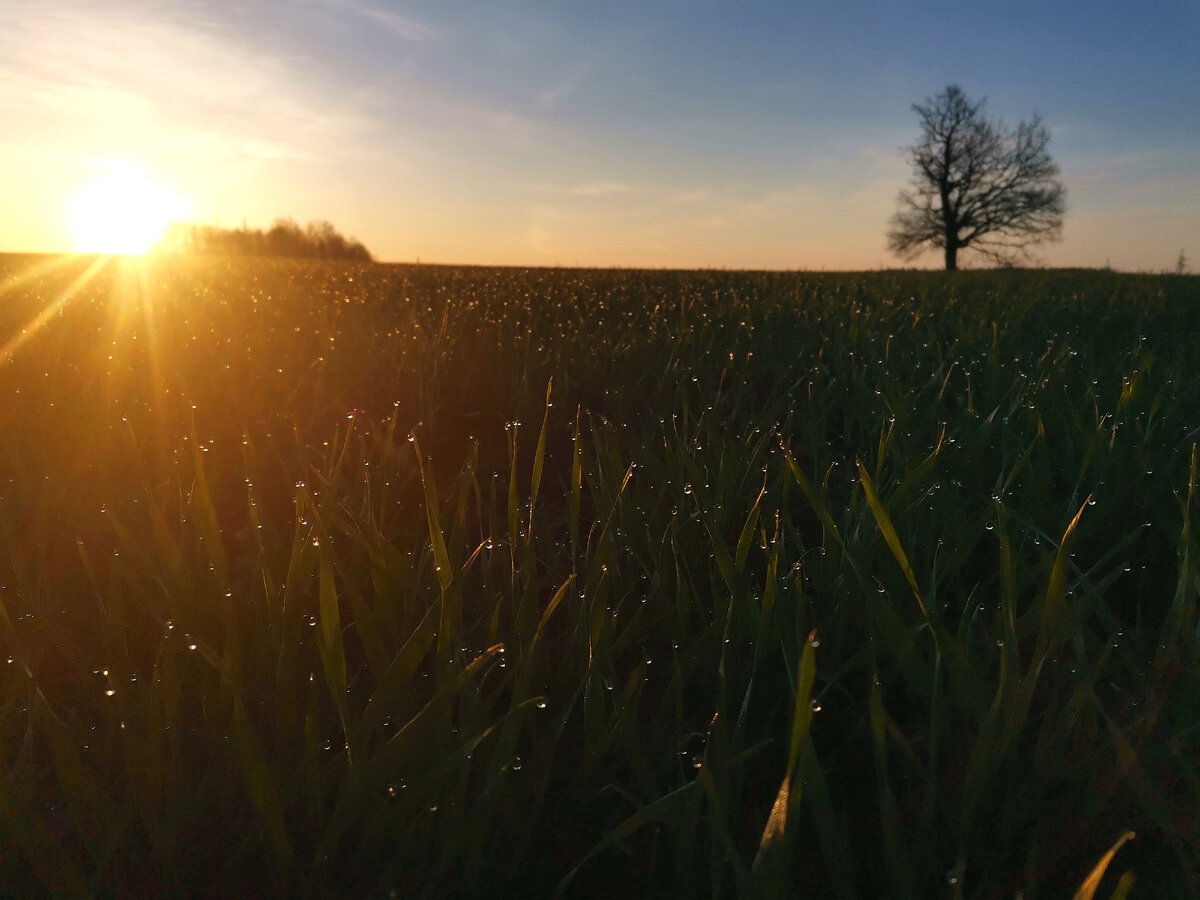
[{"left": 1, "top": 0, "right": 1197, "bottom": 268}]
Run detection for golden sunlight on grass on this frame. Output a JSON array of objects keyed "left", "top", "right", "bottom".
[{"left": 68, "top": 162, "right": 191, "bottom": 254}]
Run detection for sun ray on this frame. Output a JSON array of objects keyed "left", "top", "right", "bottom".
[
  {"left": 0, "top": 254, "right": 88, "bottom": 300},
  {"left": 0, "top": 256, "right": 111, "bottom": 364}
]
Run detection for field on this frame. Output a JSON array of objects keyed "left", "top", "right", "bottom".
[{"left": 1, "top": 253, "right": 1197, "bottom": 897}]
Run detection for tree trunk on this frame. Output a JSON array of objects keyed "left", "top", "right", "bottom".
[{"left": 944, "top": 242, "right": 958, "bottom": 271}]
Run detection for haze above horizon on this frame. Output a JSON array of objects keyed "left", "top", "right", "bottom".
[{"left": 2, "top": 1, "right": 1197, "bottom": 270}]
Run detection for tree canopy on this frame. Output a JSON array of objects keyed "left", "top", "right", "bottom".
[
  {"left": 157, "top": 218, "right": 372, "bottom": 261},
  {"left": 888, "top": 85, "right": 1066, "bottom": 270}
]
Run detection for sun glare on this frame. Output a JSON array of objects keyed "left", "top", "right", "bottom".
[{"left": 69, "top": 163, "right": 191, "bottom": 255}]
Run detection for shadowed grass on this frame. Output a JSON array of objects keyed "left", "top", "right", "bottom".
[{"left": 0, "top": 254, "right": 1196, "bottom": 895}]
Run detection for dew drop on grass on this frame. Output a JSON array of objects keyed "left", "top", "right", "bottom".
[{"left": 535, "top": 698, "right": 548, "bottom": 709}]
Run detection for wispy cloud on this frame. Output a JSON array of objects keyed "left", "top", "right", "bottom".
[
  {"left": 327, "top": 0, "right": 441, "bottom": 43},
  {"left": 0, "top": 2, "right": 379, "bottom": 166},
  {"left": 538, "top": 85, "right": 574, "bottom": 111},
  {"left": 570, "top": 181, "right": 630, "bottom": 196}
]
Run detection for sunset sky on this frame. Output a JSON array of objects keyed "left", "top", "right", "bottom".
[{"left": 2, "top": 0, "right": 1197, "bottom": 270}]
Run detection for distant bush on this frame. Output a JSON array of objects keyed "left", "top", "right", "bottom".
[{"left": 157, "top": 218, "right": 372, "bottom": 261}]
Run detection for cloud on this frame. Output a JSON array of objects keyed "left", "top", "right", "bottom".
[
  {"left": 538, "top": 85, "right": 573, "bottom": 111},
  {"left": 328, "top": 0, "right": 441, "bottom": 43},
  {"left": 0, "top": 2, "right": 379, "bottom": 166},
  {"left": 569, "top": 181, "right": 630, "bottom": 196}
]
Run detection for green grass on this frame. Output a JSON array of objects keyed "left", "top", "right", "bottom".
[{"left": 1, "top": 253, "right": 1197, "bottom": 896}]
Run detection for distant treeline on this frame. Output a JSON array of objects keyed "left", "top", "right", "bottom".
[{"left": 157, "top": 218, "right": 372, "bottom": 261}]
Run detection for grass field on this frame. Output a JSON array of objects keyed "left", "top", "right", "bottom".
[{"left": 1, "top": 253, "right": 1197, "bottom": 897}]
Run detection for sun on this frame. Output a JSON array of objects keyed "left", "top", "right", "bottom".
[{"left": 69, "top": 163, "right": 191, "bottom": 254}]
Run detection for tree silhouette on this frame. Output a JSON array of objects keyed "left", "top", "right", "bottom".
[
  {"left": 157, "top": 218, "right": 372, "bottom": 261},
  {"left": 888, "top": 85, "right": 1066, "bottom": 270}
]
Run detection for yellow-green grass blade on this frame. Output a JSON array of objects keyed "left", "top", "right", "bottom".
[
  {"left": 750, "top": 631, "right": 818, "bottom": 891},
  {"left": 784, "top": 448, "right": 844, "bottom": 549},
  {"left": 35, "top": 690, "right": 124, "bottom": 872},
  {"left": 568, "top": 406, "right": 583, "bottom": 570},
  {"left": 318, "top": 644, "right": 505, "bottom": 862},
  {"left": 734, "top": 480, "right": 766, "bottom": 573},
  {"left": 1037, "top": 495, "right": 1092, "bottom": 657},
  {"left": 695, "top": 764, "right": 750, "bottom": 894},
  {"left": 275, "top": 509, "right": 315, "bottom": 741},
  {"left": 856, "top": 459, "right": 921, "bottom": 605},
  {"left": 998, "top": 417, "right": 1044, "bottom": 497},
  {"left": 1156, "top": 443, "right": 1197, "bottom": 679},
  {"left": 799, "top": 735, "right": 857, "bottom": 900},
  {"left": 528, "top": 377, "right": 553, "bottom": 531},
  {"left": 191, "top": 639, "right": 296, "bottom": 870},
  {"left": 355, "top": 540, "right": 485, "bottom": 742},
  {"left": 414, "top": 439, "right": 454, "bottom": 593},
  {"left": 551, "top": 781, "right": 701, "bottom": 899},
  {"left": 316, "top": 546, "right": 349, "bottom": 746},
  {"left": 695, "top": 486, "right": 736, "bottom": 597},
  {"left": 869, "top": 676, "right": 915, "bottom": 897},
  {"left": 348, "top": 585, "right": 391, "bottom": 683},
  {"left": 1073, "top": 830, "right": 1135, "bottom": 900}
]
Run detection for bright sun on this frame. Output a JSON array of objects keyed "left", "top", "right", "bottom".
[{"left": 69, "top": 163, "right": 191, "bottom": 254}]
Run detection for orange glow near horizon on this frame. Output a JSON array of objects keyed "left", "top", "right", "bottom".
[{"left": 68, "top": 162, "right": 192, "bottom": 255}]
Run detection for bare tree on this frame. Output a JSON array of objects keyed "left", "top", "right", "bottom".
[{"left": 888, "top": 85, "right": 1066, "bottom": 270}]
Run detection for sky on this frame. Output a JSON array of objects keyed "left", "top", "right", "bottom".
[{"left": 1, "top": 0, "right": 1197, "bottom": 270}]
